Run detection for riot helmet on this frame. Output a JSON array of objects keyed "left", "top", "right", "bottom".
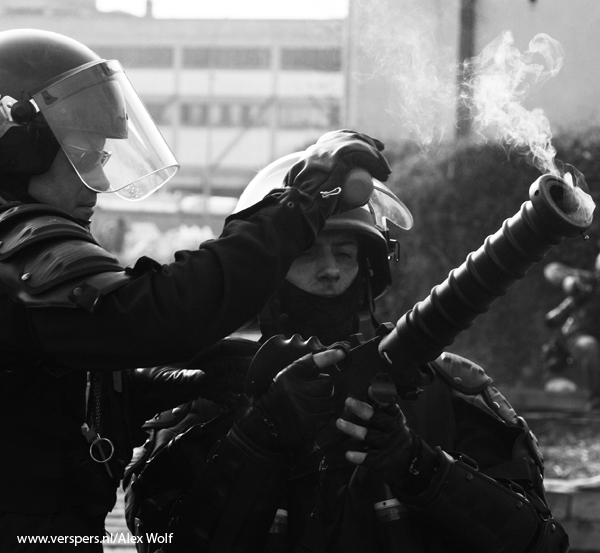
[
  {"left": 234, "top": 151, "right": 413, "bottom": 300},
  {"left": 0, "top": 29, "right": 178, "bottom": 201}
]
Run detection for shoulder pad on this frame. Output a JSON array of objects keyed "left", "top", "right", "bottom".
[
  {"left": 432, "top": 353, "right": 519, "bottom": 425},
  {"left": 0, "top": 203, "right": 94, "bottom": 260},
  {"left": 0, "top": 204, "right": 132, "bottom": 311},
  {"left": 482, "top": 385, "right": 520, "bottom": 425},
  {"left": 430, "top": 352, "right": 492, "bottom": 394}
]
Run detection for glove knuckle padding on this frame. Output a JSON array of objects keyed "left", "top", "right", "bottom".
[{"left": 401, "top": 452, "right": 567, "bottom": 553}]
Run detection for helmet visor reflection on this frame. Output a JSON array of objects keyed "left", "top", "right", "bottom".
[{"left": 32, "top": 59, "right": 179, "bottom": 200}]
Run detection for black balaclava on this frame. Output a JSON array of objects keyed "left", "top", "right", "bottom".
[{"left": 260, "top": 272, "right": 366, "bottom": 346}]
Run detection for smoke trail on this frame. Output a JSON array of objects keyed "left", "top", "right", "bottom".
[
  {"left": 463, "top": 30, "right": 564, "bottom": 175},
  {"left": 464, "top": 30, "right": 594, "bottom": 217},
  {"left": 357, "top": 1, "right": 591, "bottom": 203}
]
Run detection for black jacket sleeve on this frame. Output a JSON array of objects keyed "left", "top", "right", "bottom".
[{"left": 28, "top": 189, "right": 315, "bottom": 370}]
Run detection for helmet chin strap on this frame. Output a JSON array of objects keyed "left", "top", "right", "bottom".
[{"left": 357, "top": 265, "right": 381, "bottom": 341}]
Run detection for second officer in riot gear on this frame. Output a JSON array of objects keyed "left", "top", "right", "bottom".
[{"left": 125, "top": 152, "right": 568, "bottom": 553}]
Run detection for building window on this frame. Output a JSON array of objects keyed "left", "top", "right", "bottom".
[
  {"left": 183, "top": 47, "right": 270, "bottom": 69},
  {"left": 181, "top": 103, "right": 208, "bottom": 126},
  {"left": 90, "top": 46, "right": 173, "bottom": 68},
  {"left": 241, "top": 104, "right": 267, "bottom": 126},
  {"left": 208, "top": 104, "right": 224, "bottom": 126},
  {"left": 182, "top": 48, "right": 210, "bottom": 68},
  {"left": 181, "top": 100, "right": 271, "bottom": 128},
  {"left": 277, "top": 100, "right": 340, "bottom": 128},
  {"left": 144, "top": 101, "right": 174, "bottom": 125},
  {"left": 143, "top": 99, "right": 177, "bottom": 125},
  {"left": 281, "top": 48, "right": 341, "bottom": 71},
  {"left": 180, "top": 99, "right": 338, "bottom": 129}
]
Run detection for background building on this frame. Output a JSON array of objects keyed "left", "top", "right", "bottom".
[
  {"left": 89, "top": 18, "right": 344, "bottom": 199},
  {"left": 0, "top": 0, "right": 345, "bottom": 239},
  {"left": 0, "top": 0, "right": 599, "bottom": 243}
]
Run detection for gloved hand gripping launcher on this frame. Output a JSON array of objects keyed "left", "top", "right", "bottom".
[{"left": 249, "top": 175, "right": 594, "bottom": 405}]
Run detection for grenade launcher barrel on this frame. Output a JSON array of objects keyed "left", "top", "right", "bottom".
[{"left": 339, "top": 174, "right": 595, "bottom": 399}]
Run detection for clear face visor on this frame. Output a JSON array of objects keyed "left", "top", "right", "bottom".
[
  {"left": 235, "top": 151, "right": 413, "bottom": 231},
  {"left": 369, "top": 180, "right": 413, "bottom": 231},
  {"left": 31, "top": 59, "right": 179, "bottom": 200}
]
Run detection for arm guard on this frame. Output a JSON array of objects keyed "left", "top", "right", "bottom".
[
  {"left": 397, "top": 450, "right": 568, "bottom": 553},
  {"left": 399, "top": 354, "right": 569, "bottom": 553}
]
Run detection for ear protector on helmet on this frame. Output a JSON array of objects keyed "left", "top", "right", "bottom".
[{"left": 10, "top": 100, "right": 37, "bottom": 124}]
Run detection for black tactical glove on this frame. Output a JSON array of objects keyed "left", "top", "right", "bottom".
[
  {"left": 284, "top": 129, "right": 391, "bottom": 218},
  {"left": 257, "top": 352, "right": 335, "bottom": 455},
  {"left": 338, "top": 398, "right": 438, "bottom": 495},
  {"left": 361, "top": 403, "right": 417, "bottom": 482}
]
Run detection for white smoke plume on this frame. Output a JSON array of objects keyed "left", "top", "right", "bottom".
[
  {"left": 357, "top": 0, "right": 593, "bottom": 208},
  {"left": 464, "top": 30, "right": 594, "bottom": 219},
  {"left": 464, "top": 30, "right": 564, "bottom": 176}
]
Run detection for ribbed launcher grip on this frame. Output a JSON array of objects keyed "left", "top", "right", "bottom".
[{"left": 379, "top": 175, "right": 595, "bottom": 387}]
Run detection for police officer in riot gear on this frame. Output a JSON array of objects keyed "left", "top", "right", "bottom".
[
  {"left": 0, "top": 28, "right": 392, "bottom": 552},
  {"left": 236, "top": 151, "right": 413, "bottom": 346},
  {"left": 125, "top": 152, "right": 568, "bottom": 552}
]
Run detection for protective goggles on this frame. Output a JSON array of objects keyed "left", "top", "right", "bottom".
[{"left": 62, "top": 143, "right": 112, "bottom": 173}]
